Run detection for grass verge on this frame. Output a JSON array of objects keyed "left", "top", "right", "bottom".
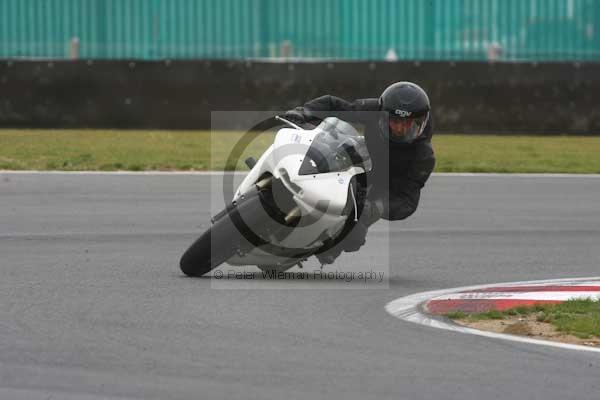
[
  {"left": 446, "top": 299, "right": 600, "bottom": 339},
  {"left": 1, "top": 129, "right": 600, "bottom": 172}
]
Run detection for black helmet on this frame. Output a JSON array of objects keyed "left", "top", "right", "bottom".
[{"left": 378, "top": 81, "right": 430, "bottom": 144}]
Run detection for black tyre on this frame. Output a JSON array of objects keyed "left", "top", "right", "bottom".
[
  {"left": 180, "top": 188, "right": 267, "bottom": 277},
  {"left": 179, "top": 222, "right": 237, "bottom": 277}
]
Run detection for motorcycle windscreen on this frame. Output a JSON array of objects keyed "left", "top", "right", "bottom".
[{"left": 298, "top": 123, "right": 372, "bottom": 175}]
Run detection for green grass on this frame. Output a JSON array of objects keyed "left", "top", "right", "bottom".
[
  {"left": 1, "top": 129, "right": 600, "bottom": 172},
  {"left": 446, "top": 299, "right": 600, "bottom": 339},
  {"left": 444, "top": 311, "right": 468, "bottom": 319},
  {"left": 0, "top": 129, "right": 272, "bottom": 171},
  {"left": 433, "top": 135, "right": 600, "bottom": 173}
]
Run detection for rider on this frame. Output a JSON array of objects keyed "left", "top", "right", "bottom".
[{"left": 284, "top": 81, "right": 435, "bottom": 264}]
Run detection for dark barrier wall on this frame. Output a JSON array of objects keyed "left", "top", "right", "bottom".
[{"left": 0, "top": 60, "right": 598, "bottom": 133}]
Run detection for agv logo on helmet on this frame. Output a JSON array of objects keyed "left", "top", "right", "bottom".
[{"left": 393, "top": 109, "right": 413, "bottom": 118}]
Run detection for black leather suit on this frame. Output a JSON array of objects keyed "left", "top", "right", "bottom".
[
  {"left": 288, "top": 95, "right": 436, "bottom": 262},
  {"left": 293, "top": 95, "right": 435, "bottom": 221}
]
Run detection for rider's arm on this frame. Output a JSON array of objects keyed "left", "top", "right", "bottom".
[
  {"left": 286, "top": 95, "right": 379, "bottom": 123},
  {"left": 383, "top": 153, "right": 435, "bottom": 221}
]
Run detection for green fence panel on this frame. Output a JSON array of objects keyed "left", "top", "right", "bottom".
[{"left": 0, "top": 0, "right": 598, "bottom": 61}]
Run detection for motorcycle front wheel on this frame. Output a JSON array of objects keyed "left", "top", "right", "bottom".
[{"left": 179, "top": 188, "right": 267, "bottom": 277}]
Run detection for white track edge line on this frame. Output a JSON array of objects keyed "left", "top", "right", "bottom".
[
  {"left": 0, "top": 170, "right": 245, "bottom": 176},
  {"left": 2, "top": 171, "right": 600, "bottom": 178},
  {"left": 385, "top": 276, "right": 600, "bottom": 354}
]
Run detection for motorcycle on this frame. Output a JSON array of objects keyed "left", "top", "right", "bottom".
[{"left": 180, "top": 116, "right": 372, "bottom": 277}]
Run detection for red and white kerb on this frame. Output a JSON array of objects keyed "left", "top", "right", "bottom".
[{"left": 425, "top": 280, "right": 600, "bottom": 314}]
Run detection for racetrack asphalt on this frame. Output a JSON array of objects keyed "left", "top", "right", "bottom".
[{"left": 1, "top": 172, "right": 599, "bottom": 400}]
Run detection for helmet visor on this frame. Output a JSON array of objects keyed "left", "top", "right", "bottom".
[{"left": 388, "top": 113, "right": 429, "bottom": 143}]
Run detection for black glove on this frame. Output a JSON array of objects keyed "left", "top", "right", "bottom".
[{"left": 281, "top": 109, "right": 307, "bottom": 125}]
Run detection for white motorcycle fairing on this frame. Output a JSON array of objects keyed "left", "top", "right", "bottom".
[{"left": 226, "top": 117, "right": 369, "bottom": 268}]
